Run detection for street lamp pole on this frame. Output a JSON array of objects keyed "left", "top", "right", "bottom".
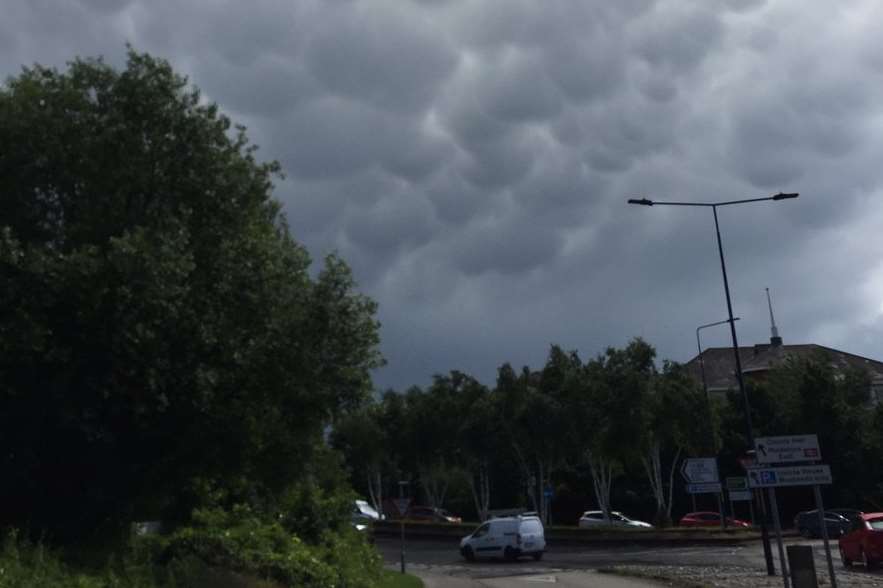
[
  {"left": 696, "top": 317, "right": 740, "bottom": 410},
  {"left": 629, "top": 192, "right": 797, "bottom": 577},
  {"left": 696, "top": 317, "right": 739, "bottom": 530}
]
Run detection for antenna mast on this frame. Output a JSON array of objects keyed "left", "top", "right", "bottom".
[{"left": 766, "top": 287, "right": 782, "bottom": 346}]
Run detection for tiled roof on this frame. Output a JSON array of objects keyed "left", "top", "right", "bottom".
[{"left": 684, "top": 343, "right": 883, "bottom": 391}]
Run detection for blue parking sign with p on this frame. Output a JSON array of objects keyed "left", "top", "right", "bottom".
[{"left": 760, "top": 471, "right": 777, "bottom": 484}]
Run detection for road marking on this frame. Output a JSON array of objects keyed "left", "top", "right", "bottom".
[{"left": 517, "top": 575, "right": 557, "bottom": 583}]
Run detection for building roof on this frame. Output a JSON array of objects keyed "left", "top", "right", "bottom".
[{"left": 684, "top": 343, "right": 883, "bottom": 392}]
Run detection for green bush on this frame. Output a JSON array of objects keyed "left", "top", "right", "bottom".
[
  {"left": 1, "top": 509, "right": 384, "bottom": 588},
  {"left": 0, "top": 529, "right": 153, "bottom": 588},
  {"left": 150, "top": 504, "right": 383, "bottom": 588}
]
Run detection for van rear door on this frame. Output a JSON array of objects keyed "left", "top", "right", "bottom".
[{"left": 519, "top": 519, "right": 544, "bottom": 551}]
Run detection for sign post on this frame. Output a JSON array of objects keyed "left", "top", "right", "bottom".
[
  {"left": 396, "top": 482, "right": 411, "bottom": 574},
  {"left": 766, "top": 487, "right": 790, "bottom": 588},
  {"left": 726, "top": 477, "right": 751, "bottom": 527},
  {"left": 750, "top": 435, "right": 835, "bottom": 588},
  {"left": 813, "top": 485, "right": 838, "bottom": 588}
]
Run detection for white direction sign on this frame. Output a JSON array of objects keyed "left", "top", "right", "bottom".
[
  {"left": 686, "top": 482, "right": 722, "bottom": 494},
  {"left": 681, "top": 458, "right": 719, "bottom": 484},
  {"left": 729, "top": 490, "right": 752, "bottom": 502},
  {"left": 393, "top": 498, "right": 412, "bottom": 517},
  {"left": 755, "top": 435, "right": 821, "bottom": 464},
  {"left": 747, "top": 465, "right": 832, "bottom": 488}
]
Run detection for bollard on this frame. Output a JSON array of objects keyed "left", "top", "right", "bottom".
[{"left": 787, "top": 545, "right": 818, "bottom": 588}]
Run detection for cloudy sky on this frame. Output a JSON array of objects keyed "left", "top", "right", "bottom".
[{"left": 5, "top": 0, "right": 883, "bottom": 390}]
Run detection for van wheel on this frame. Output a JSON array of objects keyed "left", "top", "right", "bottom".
[
  {"left": 504, "top": 547, "right": 516, "bottom": 561},
  {"left": 532, "top": 551, "right": 543, "bottom": 561},
  {"left": 463, "top": 546, "right": 475, "bottom": 562}
]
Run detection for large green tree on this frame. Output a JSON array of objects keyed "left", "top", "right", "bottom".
[{"left": 0, "top": 50, "right": 381, "bottom": 538}]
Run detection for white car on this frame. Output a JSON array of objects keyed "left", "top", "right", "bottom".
[
  {"left": 460, "top": 514, "right": 545, "bottom": 561},
  {"left": 352, "top": 500, "right": 382, "bottom": 531},
  {"left": 578, "top": 510, "right": 653, "bottom": 528}
]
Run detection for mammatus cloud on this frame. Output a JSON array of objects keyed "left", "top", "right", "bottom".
[{"left": 5, "top": 0, "right": 883, "bottom": 389}]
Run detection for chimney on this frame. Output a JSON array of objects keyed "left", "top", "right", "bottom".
[{"left": 766, "top": 287, "right": 783, "bottom": 347}]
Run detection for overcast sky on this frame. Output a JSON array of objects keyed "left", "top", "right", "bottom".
[{"left": 5, "top": 0, "right": 883, "bottom": 390}]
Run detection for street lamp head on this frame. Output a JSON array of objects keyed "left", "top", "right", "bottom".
[
  {"left": 627, "top": 198, "right": 654, "bottom": 206},
  {"left": 772, "top": 192, "right": 799, "bottom": 200}
]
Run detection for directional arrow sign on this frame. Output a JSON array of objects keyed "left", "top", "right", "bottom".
[
  {"left": 754, "top": 435, "right": 821, "bottom": 464},
  {"left": 747, "top": 465, "right": 832, "bottom": 488},
  {"left": 680, "top": 458, "right": 719, "bottom": 484}
]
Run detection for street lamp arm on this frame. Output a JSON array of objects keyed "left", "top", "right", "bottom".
[
  {"left": 628, "top": 193, "right": 799, "bottom": 208},
  {"left": 717, "top": 193, "right": 799, "bottom": 206},
  {"left": 697, "top": 317, "right": 740, "bottom": 332}
]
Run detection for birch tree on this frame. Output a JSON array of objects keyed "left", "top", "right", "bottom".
[
  {"left": 580, "top": 339, "right": 654, "bottom": 522},
  {"left": 330, "top": 404, "right": 389, "bottom": 515},
  {"left": 640, "top": 361, "right": 708, "bottom": 527}
]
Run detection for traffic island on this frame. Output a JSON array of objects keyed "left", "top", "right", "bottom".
[{"left": 372, "top": 520, "right": 773, "bottom": 546}]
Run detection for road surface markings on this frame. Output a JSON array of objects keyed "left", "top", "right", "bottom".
[{"left": 517, "top": 575, "right": 557, "bottom": 583}]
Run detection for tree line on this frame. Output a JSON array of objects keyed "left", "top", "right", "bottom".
[{"left": 334, "top": 342, "right": 883, "bottom": 527}]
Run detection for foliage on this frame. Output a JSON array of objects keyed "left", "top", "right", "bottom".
[
  {"left": 0, "top": 512, "right": 383, "bottom": 588},
  {"left": 720, "top": 351, "right": 878, "bottom": 507},
  {"left": 336, "top": 341, "right": 883, "bottom": 526},
  {"left": 0, "top": 49, "right": 381, "bottom": 538},
  {"left": 145, "top": 505, "right": 382, "bottom": 588}
]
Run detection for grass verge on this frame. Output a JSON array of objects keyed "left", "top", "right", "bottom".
[{"left": 379, "top": 569, "right": 424, "bottom": 588}]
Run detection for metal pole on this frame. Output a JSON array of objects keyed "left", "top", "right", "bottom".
[
  {"left": 399, "top": 482, "right": 407, "bottom": 574},
  {"left": 767, "top": 488, "right": 790, "bottom": 588},
  {"left": 748, "top": 491, "right": 756, "bottom": 526},
  {"left": 712, "top": 205, "right": 775, "bottom": 575},
  {"left": 814, "top": 485, "right": 838, "bottom": 588}
]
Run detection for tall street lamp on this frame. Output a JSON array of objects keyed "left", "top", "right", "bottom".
[{"left": 629, "top": 192, "right": 798, "bottom": 576}]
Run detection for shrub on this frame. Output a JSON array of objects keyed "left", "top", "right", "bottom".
[{"left": 149, "top": 504, "right": 382, "bottom": 587}]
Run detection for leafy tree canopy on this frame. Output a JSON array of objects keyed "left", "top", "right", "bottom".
[{"left": 0, "top": 50, "right": 382, "bottom": 539}]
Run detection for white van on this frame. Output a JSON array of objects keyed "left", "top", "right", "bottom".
[{"left": 459, "top": 515, "right": 545, "bottom": 561}]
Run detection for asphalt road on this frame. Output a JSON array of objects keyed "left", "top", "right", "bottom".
[{"left": 376, "top": 534, "right": 853, "bottom": 580}]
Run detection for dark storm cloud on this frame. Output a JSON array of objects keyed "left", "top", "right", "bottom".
[{"left": 6, "top": 0, "right": 883, "bottom": 390}]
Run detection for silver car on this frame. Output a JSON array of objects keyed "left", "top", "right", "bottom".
[{"left": 578, "top": 510, "right": 653, "bottom": 528}]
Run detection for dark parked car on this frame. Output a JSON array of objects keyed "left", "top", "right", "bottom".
[
  {"left": 831, "top": 508, "right": 864, "bottom": 521},
  {"left": 794, "top": 510, "right": 851, "bottom": 538}
]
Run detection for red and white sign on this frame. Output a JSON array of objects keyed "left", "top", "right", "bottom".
[{"left": 755, "top": 435, "right": 821, "bottom": 464}]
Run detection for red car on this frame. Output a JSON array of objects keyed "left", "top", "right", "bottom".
[
  {"left": 839, "top": 512, "right": 883, "bottom": 568},
  {"left": 679, "top": 511, "right": 751, "bottom": 528}
]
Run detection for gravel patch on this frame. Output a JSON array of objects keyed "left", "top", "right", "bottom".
[{"left": 599, "top": 564, "right": 883, "bottom": 588}]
